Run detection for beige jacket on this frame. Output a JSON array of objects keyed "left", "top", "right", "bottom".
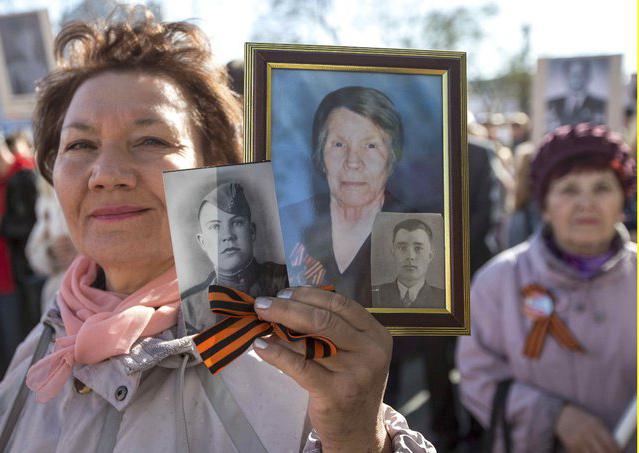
[
  {"left": 1, "top": 302, "right": 434, "bottom": 452},
  {"left": 0, "top": 305, "right": 309, "bottom": 452}
]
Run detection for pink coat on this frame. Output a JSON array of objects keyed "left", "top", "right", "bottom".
[{"left": 457, "top": 227, "right": 636, "bottom": 452}]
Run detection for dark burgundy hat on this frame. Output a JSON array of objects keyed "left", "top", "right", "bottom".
[{"left": 530, "top": 123, "right": 636, "bottom": 205}]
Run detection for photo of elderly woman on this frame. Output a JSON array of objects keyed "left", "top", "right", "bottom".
[{"left": 272, "top": 71, "right": 444, "bottom": 307}]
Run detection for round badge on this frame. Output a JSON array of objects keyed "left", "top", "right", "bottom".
[{"left": 521, "top": 284, "right": 555, "bottom": 321}]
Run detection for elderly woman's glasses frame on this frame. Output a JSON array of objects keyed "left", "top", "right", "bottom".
[{"left": 245, "top": 42, "right": 470, "bottom": 335}]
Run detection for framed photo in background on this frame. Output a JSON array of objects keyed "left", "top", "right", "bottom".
[
  {"left": 532, "top": 54, "right": 623, "bottom": 143},
  {"left": 244, "top": 43, "right": 470, "bottom": 335},
  {"left": 0, "top": 10, "right": 54, "bottom": 120}
]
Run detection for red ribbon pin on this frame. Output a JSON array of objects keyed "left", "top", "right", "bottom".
[{"left": 521, "top": 284, "right": 585, "bottom": 359}]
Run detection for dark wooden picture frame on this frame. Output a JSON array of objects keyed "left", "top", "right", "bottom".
[{"left": 244, "top": 43, "right": 470, "bottom": 335}]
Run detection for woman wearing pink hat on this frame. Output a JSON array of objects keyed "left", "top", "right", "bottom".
[{"left": 457, "top": 123, "right": 636, "bottom": 453}]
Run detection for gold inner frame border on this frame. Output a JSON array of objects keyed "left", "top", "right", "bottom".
[{"left": 264, "top": 62, "right": 452, "bottom": 316}]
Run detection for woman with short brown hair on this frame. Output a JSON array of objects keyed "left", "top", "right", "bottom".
[
  {"left": 34, "top": 9, "right": 242, "bottom": 184},
  {"left": 0, "top": 9, "right": 432, "bottom": 452}
]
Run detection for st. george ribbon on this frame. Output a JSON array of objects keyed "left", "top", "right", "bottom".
[{"left": 194, "top": 285, "right": 338, "bottom": 375}]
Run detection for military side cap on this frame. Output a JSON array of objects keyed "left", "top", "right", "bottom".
[{"left": 201, "top": 182, "right": 251, "bottom": 217}]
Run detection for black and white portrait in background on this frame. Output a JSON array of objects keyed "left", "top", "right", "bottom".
[
  {"left": 546, "top": 57, "right": 608, "bottom": 130},
  {"left": 371, "top": 213, "right": 445, "bottom": 310},
  {"left": 270, "top": 70, "right": 443, "bottom": 308},
  {"left": 534, "top": 55, "right": 623, "bottom": 142},
  {"left": 164, "top": 162, "right": 287, "bottom": 333},
  {"left": 0, "top": 11, "right": 50, "bottom": 95}
]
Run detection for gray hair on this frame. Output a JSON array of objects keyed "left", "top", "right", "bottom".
[{"left": 311, "top": 86, "right": 404, "bottom": 173}]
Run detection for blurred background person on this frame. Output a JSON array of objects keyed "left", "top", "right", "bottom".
[
  {"left": 468, "top": 112, "right": 501, "bottom": 274},
  {"left": 0, "top": 131, "right": 36, "bottom": 377},
  {"left": 503, "top": 142, "right": 541, "bottom": 248},
  {"left": 479, "top": 112, "right": 516, "bottom": 253},
  {"left": 508, "top": 112, "right": 531, "bottom": 152},
  {"left": 25, "top": 175, "right": 75, "bottom": 313},
  {"left": 457, "top": 123, "right": 636, "bottom": 452},
  {"left": 1, "top": 132, "right": 38, "bottom": 334}
]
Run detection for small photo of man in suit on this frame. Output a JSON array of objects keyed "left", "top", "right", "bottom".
[{"left": 372, "top": 217, "right": 445, "bottom": 308}]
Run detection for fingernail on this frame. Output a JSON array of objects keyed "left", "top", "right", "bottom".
[
  {"left": 277, "top": 288, "right": 293, "bottom": 299},
  {"left": 253, "top": 338, "right": 268, "bottom": 349},
  {"left": 254, "top": 297, "right": 272, "bottom": 310}
]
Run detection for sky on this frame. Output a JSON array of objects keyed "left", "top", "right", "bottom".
[
  {"left": 166, "top": 0, "right": 637, "bottom": 80},
  {"left": 0, "top": 0, "right": 635, "bottom": 80}
]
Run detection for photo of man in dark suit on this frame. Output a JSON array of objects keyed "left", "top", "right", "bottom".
[
  {"left": 372, "top": 218, "right": 444, "bottom": 308},
  {"left": 546, "top": 58, "right": 607, "bottom": 131}
]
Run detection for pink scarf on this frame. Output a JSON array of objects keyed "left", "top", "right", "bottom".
[{"left": 26, "top": 255, "right": 181, "bottom": 403}]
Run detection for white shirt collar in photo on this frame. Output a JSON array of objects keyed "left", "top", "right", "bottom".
[
  {"left": 567, "top": 92, "right": 586, "bottom": 113},
  {"left": 396, "top": 279, "right": 426, "bottom": 307}
]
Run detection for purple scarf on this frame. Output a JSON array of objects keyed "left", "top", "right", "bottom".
[{"left": 545, "top": 232, "right": 616, "bottom": 279}]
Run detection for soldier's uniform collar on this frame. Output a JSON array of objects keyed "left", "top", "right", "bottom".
[{"left": 215, "top": 258, "right": 260, "bottom": 294}]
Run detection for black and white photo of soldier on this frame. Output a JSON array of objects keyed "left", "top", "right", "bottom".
[
  {"left": 164, "top": 162, "right": 287, "bottom": 333},
  {"left": 371, "top": 213, "right": 445, "bottom": 309},
  {"left": 0, "top": 12, "right": 50, "bottom": 95},
  {"left": 546, "top": 57, "right": 608, "bottom": 131},
  {"left": 183, "top": 182, "right": 287, "bottom": 299}
]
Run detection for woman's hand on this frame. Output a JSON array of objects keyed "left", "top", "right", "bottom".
[
  {"left": 253, "top": 287, "right": 393, "bottom": 453},
  {"left": 555, "top": 405, "right": 620, "bottom": 453}
]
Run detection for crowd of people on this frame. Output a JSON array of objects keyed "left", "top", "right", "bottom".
[
  {"left": 0, "top": 130, "right": 76, "bottom": 377},
  {"left": 0, "top": 6, "right": 635, "bottom": 453}
]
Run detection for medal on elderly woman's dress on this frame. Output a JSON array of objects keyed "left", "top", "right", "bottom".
[
  {"left": 521, "top": 284, "right": 585, "bottom": 358},
  {"left": 289, "top": 242, "right": 328, "bottom": 286}
]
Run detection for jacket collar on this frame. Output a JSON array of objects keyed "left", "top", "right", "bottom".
[
  {"left": 526, "top": 223, "right": 633, "bottom": 287},
  {"left": 43, "top": 302, "right": 199, "bottom": 410}
]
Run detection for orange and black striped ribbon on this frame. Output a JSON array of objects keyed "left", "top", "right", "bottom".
[
  {"left": 194, "top": 285, "right": 338, "bottom": 375},
  {"left": 290, "top": 243, "right": 327, "bottom": 286},
  {"left": 523, "top": 314, "right": 584, "bottom": 358}
]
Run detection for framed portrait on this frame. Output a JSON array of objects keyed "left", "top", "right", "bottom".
[
  {"left": 0, "top": 10, "right": 54, "bottom": 120},
  {"left": 244, "top": 43, "right": 470, "bottom": 335},
  {"left": 371, "top": 213, "right": 446, "bottom": 310},
  {"left": 164, "top": 162, "right": 287, "bottom": 334},
  {"left": 532, "top": 55, "right": 623, "bottom": 143}
]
